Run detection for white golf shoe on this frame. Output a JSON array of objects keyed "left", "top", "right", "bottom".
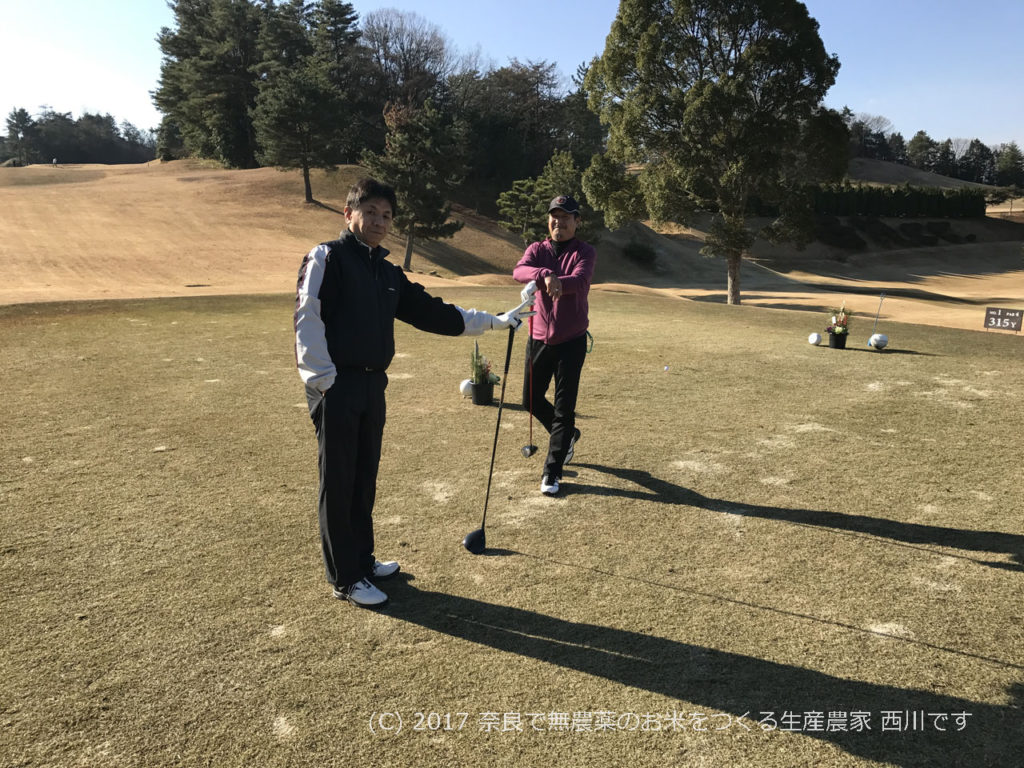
[
  {"left": 334, "top": 578, "right": 388, "bottom": 608},
  {"left": 371, "top": 559, "right": 400, "bottom": 580},
  {"left": 541, "top": 475, "right": 561, "bottom": 496}
]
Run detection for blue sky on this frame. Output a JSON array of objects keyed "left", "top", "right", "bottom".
[{"left": 1, "top": 0, "right": 1021, "bottom": 147}]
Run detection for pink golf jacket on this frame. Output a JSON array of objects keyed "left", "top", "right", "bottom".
[{"left": 513, "top": 238, "right": 596, "bottom": 346}]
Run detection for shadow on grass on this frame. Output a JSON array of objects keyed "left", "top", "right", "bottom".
[
  {"left": 738, "top": 300, "right": 836, "bottom": 314},
  {"left": 411, "top": 238, "right": 504, "bottom": 276},
  {"left": 569, "top": 463, "right": 1023, "bottom": 573},
  {"left": 310, "top": 199, "right": 344, "bottom": 215},
  {"left": 821, "top": 346, "right": 939, "bottom": 357},
  {"left": 857, "top": 348, "right": 938, "bottom": 357},
  {"left": 388, "top": 575, "right": 1022, "bottom": 767}
]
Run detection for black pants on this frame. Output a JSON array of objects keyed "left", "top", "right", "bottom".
[
  {"left": 522, "top": 333, "right": 587, "bottom": 479},
  {"left": 306, "top": 370, "right": 387, "bottom": 588}
]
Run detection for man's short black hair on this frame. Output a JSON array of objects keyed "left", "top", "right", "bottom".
[{"left": 347, "top": 177, "right": 398, "bottom": 216}]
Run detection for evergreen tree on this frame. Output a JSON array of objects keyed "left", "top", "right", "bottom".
[
  {"left": 934, "top": 139, "right": 956, "bottom": 177},
  {"left": 863, "top": 131, "right": 892, "bottom": 161},
  {"left": 846, "top": 116, "right": 868, "bottom": 158},
  {"left": 888, "top": 132, "right": 907, "bottom": 165},
  {"left": 311, "top": 0, "right": 359, "bottom": 61},
  {"left": 450, "top": 60, "right": 565, "bottom": 213},
  {"left": 960, "top": 139, "right": 995, "bottom": 184},
  {"left": 496, "top": 179, "right": 540, "bottom": 243},
  {"left": 32, "top": 109, "right": 76, "bottom": 162},
  {"left": 906, "top": 130, "right": 937, "bottom": 171},
  {"left": 2, "top": 107, "right": 154, "bottom": 165},
  {"left": 251, "top": 0, "right": 359, "bottom": 202},
  {"left": 994, "top": 141, "right": 1024, "bottom": 187},
  {"left": 584, "top": 0, "right": 846, "bottom": 304},
  {"left": 497, "top": 150, "right": 603, "bottom": 244},
  {"left": 157, "top": 116, "right": 187, "bottom": 161},
  {"left": 361, "top": 101, "right": 466, "bottom": 270},
  {"left": 5, "top": 108, "right": 36, "bottom": 165},
  {"left": 154, "top": 0, "right": 262, "bottom": 167},
  {"left": 555, "top": 63, "right": 606, "bottom": 171},
  {"left": 313, "top": 0, "right": 378, "bottom": 159}
]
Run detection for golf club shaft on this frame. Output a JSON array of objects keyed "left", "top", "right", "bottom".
[
  {"left": 481, "top": 325, "right": 517, "bottom": 529},
  {"left": 528, "top": 313, "right": 534, "bottom": 446},
  {"left": 871, "top": 292, "right": 886, "bottom": 334}
]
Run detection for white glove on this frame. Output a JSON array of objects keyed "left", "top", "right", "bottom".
[
  {"left": 520, "top": 280, "right": 537, "bottom": 304},
  {"left": 491, "top": 297, "right": 536, "bottom": 331}
]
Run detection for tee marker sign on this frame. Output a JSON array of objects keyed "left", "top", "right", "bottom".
[{"left": 984, "top": 307, "right": 1022, "bottom": 332}]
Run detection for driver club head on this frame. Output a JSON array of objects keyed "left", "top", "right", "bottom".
[
  {"left": 521, "top": 444, "right": 538, "bottom": 458},
  {"left": 462, "top": 528, "right": 486, "bottom": 555}
]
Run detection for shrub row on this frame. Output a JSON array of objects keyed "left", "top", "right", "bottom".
[
  {"left": 813, "top": 185, "right": 986, "bottom": 218},
  {"left": 815, "top": 216, "right": 978, "bottom": 251}
]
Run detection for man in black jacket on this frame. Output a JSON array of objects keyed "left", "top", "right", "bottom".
[{"left": 295, "top": 178, "right": 532, "bottom": 608}]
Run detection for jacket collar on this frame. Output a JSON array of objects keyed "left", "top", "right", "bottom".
[
  {"left": 548, "top": 236, "right": 578, "bottom": 254},
  {"left": 341, "top": 229, "right": 389, "bottom": 261}
]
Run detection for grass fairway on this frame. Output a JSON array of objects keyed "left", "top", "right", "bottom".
[{"left": 1, "top": 288, "right": 1022, "bottom": 768}]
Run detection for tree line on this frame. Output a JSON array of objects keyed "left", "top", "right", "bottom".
[
  {"left": 844, "top": 111, "right": 1024, "bottom": 188},
  {"left": 150, "top": 0, "right": 856, "bottom": 304},
  {"left": 151, "top": 0, "right": 602, "bottom": 216},
  {"left": 5, "top": 0, "right": 1018, "bottom": 305},
  {"left": 2, "top": 108, "right": 156, "bottom": 166}
]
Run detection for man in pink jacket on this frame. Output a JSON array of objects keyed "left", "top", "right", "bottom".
[{"left": 513, "top": 195, "right": 597, "bottom": 496}]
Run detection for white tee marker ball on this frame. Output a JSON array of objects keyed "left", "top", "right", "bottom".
[
  {"left": 869, "top": 333, "right": 889, "bottom": 349},
  {"left": 808, "top": 332, "right": 822, "bottom": 346},
  {"left": 459, "top": 378, "right": 473, "bottom": 397}
]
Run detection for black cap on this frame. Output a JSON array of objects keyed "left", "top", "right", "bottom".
[{"left": 548, "top": 195, "right": 580, "bottom": 214}]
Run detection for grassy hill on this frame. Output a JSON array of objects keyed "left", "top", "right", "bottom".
[
  {"left": 846, "top": 157, "right": 990, "bottom": 190},
  {"left": 1, "top": 159, "right": 1022, "bottom": 333}
]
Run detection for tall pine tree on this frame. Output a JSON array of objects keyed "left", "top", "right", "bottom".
[
  {"left": 361, "top": 101, "right": 465, "bottom": 270},
  {"left": 5, "top": 108, "right": 37, "bottom": 165},
  {"left": 251, "top": 0, "right": 359, "bottom": 201},
  {"left": 154, "top": 0, "right": 262, "bottom": 168}
]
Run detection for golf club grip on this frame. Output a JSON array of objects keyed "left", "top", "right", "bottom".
[{"left": 481, "top": 326, "right": 517, "bottom": 526}]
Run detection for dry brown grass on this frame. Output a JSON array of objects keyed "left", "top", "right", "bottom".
[
  {"left": 1, "top": 290, "right": 1022, "bottom": 768},
  {"left": 2, "top": 161, "right": 1023, "bottom": 338},
  {"left": 2, "top": 163, "right": 1023, "bottom": 766}
]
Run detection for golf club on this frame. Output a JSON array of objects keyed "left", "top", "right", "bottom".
[
  {"left": 521, "top": 312, "right": 537, "bottom": 458},
  {"left": 463, "top": 324, "right": 517, "bottom": 555},
  {"left": 868, "top": 291, "right": 886, "bottom": 346}
]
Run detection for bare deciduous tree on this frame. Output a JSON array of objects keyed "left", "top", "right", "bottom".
[
  {"left": 949, "top": 137, "right": 971, "bottom": 161},
  {"left": 360, "top": 9, "right": 455, "bottom": 107},
  {"left": 855, "top": 112, "right": 894, "bottom": 136}
]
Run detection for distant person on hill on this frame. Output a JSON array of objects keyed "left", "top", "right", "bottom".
[
  {"left": 513, "top": 195, "right": 596, "bottom": 497},
  {"left": 294, "top": 177, "right": 533, "bottom": 609},
  {"left": 52, "top": 158, "right": 57, "bottom": 167}
]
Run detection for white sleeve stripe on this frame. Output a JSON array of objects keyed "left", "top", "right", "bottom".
[{"left": 294, "top": 244, "right": 336, "bottom": 392}]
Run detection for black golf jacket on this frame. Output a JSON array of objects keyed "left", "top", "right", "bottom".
[{"left": 295, "top": 230, "right": 484, "bottom": 393}]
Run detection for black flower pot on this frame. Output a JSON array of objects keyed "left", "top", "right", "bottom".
[
  {"left": 471, "top": 382, "right": 494, "bottom": 405},
  {"left": 828, "top": 332, "right": 847, "bottom": 349}
]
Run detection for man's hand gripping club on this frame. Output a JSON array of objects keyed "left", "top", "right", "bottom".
[{"left": 492, "top": 280, "right": 537, "bottom": 330}]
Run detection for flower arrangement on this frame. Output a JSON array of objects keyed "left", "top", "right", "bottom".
[
  {"left": 825, "top": 302, "right": 852, "bottom": 335},
  {"left": 470, "top": 340, "right": 500, "bottom": 384}
]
